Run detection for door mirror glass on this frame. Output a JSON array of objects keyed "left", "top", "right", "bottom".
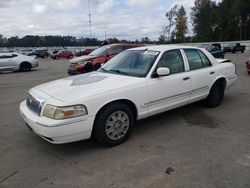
[{"left": 157, "top": 67, "right": 170, "bottom": 76}]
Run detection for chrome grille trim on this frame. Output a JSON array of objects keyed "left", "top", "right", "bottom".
[{"left": 26, "top": 94, "right": 43, "bottom": 116}]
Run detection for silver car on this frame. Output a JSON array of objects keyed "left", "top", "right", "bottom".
[{"left": 0, "top": 53, "right": 38, "bottom": 72}]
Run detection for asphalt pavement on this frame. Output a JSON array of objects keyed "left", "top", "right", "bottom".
[{"left": 0, "top": 52, "right": 250, "bottom": 188}]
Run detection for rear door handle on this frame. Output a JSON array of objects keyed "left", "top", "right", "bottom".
[
  {"left": 210, "top": 71, "right": 215, "bottom": 75},
  {"left": 183, "top": 77, "right": 190, "bottom": 81}
]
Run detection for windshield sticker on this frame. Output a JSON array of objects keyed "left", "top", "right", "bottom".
[{"left": 144, "top": 51, "right": 159, "bottom": 56}]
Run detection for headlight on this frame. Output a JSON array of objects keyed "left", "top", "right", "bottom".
[{"left": 42, "top": 104, "right": 88, "bottom": 119}]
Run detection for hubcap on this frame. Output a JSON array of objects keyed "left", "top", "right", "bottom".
[{"left": 105, "top": 111, "right": 130, "bottom": 140}]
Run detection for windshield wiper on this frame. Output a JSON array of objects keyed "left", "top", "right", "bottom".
[
  {"left": 99, "top": 67, "right": 109, "bottom": 72},
  {"left": 109, "top": 69, "right": 128, "bottom": 75}
]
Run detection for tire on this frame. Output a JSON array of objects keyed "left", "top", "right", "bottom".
[
  {"left": 19, "top": 62, "right": 32, "bottom": 72},
  {"left": 93, "top": 102, "right": 134, "bottom": 147},
  {"left": 241, "top": 50, "right": 244, "bottom": 53},
  {"left": 248, "top": 71, "right": 250, "bottom": 75},
  {"left": 205, "top": 81, "right": 225, "bottom": 107}
]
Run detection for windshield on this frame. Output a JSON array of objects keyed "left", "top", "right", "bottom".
[
  {"left": 89, "top": 46, "right": 109, "bottom": 56},
  {"left": 99, "top": 50, "right": 160, "bottom": 77}
]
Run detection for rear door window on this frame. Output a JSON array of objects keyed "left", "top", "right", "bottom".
[
  {"left": 0, "top": 54, "right": 13, "bottom": 59},
  {"left": 184, "top": 49, "right": 211, "bottom": 70}
]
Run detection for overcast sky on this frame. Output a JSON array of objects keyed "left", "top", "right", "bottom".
[{"left": 0, "top": 0, "right": 220, "bottom": 40}]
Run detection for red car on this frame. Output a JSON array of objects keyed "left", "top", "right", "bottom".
[
  {"left": 68, "top": 43, "right": 142, "bottom": 75},
  {"left": 75, "top": 48, "right": 95, "bottom": 57},
  {"left": 246, "top": 58, "right": 250, "bottom": 74},
  {"left": 51, "top": 50, "right": 73, "bottom": 59}
]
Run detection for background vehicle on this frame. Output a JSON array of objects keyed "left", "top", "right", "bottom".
[
  {"left": 20, "top": 45, "right": 237, "bottom": 146},
  {"left": 28, "top": 49, "right": 49, "bottom": 58},
  {"left": 246, "top": 58, "right": 250, "bottom": 74},
  {"left": 223, "top": 43, "right": 246, "bottom": 53},
  {"left": 200, "top": 44, "right": 225, "bottom": 58},
  {"left": 0, "top": 53, "right": 38, "bottom": 72},
  {"left": 75, "top": 48, "right": 95, "bottom": 57},
  {"left": 51, "top": 50, "right": 73, "bottom": 59},
  {"left": 212, "top": 43, "right": 222, "bottom": 50},
  {"left": 68, "top": 43, "right": 143, "bottom": 75}
]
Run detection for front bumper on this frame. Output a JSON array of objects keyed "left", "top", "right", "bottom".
[{"left": 19, "top": 101, "right": 95, "bottom": 144}]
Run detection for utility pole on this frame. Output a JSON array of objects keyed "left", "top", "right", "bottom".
[
  {"left": 88, "top": 0, "right": 92, "bottom": 37},
  {"left": 105, "top": 31, "right": 107, "bottom": 40}
]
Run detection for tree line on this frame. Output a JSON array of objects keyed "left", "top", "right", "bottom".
[
  {"left": 0, "top": 0, "right": 249, "bottom": 47},
  {"left": 161, "top": 0, "right": 250, "bottom": 43}
]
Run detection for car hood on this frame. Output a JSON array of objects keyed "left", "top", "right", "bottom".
[
  {"left": 32, "top": 71, "right": 141, "bottom": 103},
  {"left": 70, "top": 55, "right": 97, "bottom": 63}
]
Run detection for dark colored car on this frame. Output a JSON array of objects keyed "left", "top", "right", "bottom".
[
  {"left": 75, "top": 48, "right": 95, "bottom": 57},
  {"left": 246, "top": 58, "right": 250, "bottom": 74},
  {"left": 51, "top": 50, "right": 73, "bottom": 59},
  {"left": 212, "top": 43, "right": 222, "bottom": 50},
  {"left": 28, "top": 49, "right": 49, "bottom": 58},
  {"left": 200, "top": 45, "right": 225, "bottom": 58},
  {"left": 223, "top": 43, "right": 246, "bottom": 53},
  {"left": 68, "top": 43, "right": 143, "bottom": 75}
]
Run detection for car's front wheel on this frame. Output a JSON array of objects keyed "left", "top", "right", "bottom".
[{"left": 94, "top": 102, "right": 134, "bottom": 147}]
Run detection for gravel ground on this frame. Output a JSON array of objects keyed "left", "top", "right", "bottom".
[{"left": 0, "top": 52, "right": 250, "bottom": 188}]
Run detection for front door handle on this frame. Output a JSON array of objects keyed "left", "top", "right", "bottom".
[{"left": 183, "top": 77, "right": 190, "bottom": 81}]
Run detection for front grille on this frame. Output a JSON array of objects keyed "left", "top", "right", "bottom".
[{"left": 26, "top": 94, "right": 42, "bottom": 115}]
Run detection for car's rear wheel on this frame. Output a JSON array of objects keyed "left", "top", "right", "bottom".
[
  {"left": 93, "top": 102, "right": 134, "bottom": 147},
  {"left": 205, "top": 81, "right": 225, "bottom": 107},
  {"left": 20, "top": 62, "right": 31, "bottom": 72}
]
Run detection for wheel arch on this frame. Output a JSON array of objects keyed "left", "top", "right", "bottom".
[
  {"left": 19, "top": 61, "right": 32, "bottom": 70},
  {"left": 20, "top": 61, "right": 32, "bottom": 66},
  {"left": 91, "top": 99, "right": 138, "bottom": 137},
  {"left": 212, "top": 77, "right": 227, "bottom": 90},
  {"left": 95, "top": 99, "right": 138, "bottom": 121}
]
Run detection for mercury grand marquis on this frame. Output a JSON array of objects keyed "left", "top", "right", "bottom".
[{"left": 20, "top": 45, "right": 238, "bottom": 146}]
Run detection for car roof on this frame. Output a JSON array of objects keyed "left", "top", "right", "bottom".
[
  {"left": 105, "top": 43, "right": 142, "bottom": 47},
  {"left": 127, "top": 45, "right": 201, "bottom": 52}
]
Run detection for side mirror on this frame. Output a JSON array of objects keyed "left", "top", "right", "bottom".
[{"left": 157, "top": 67, "right": 170, "bottom": 77}]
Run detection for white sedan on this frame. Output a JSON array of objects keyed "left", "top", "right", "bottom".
[
  {"left": 19, "top": 45, "right": 237, "bottom": 146},
  {"left": 0, "top": 52, "right": 38, "bottom": 72}
]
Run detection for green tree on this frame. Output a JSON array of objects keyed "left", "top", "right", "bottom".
[
  {"left": 108, "top": 37, "right": 120, "bottom": 44},
  {"left": 234, "top": 0, "right": 250, "bottom": 40},
  {"left": 158, "top": 35, "right": 167, "bottom": 44},
  {"left": 191, "top": 0, "right": 216, "bottom": 42},
  {"left": 174, "top": 6, "right": 188, "bottom": 42}
]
